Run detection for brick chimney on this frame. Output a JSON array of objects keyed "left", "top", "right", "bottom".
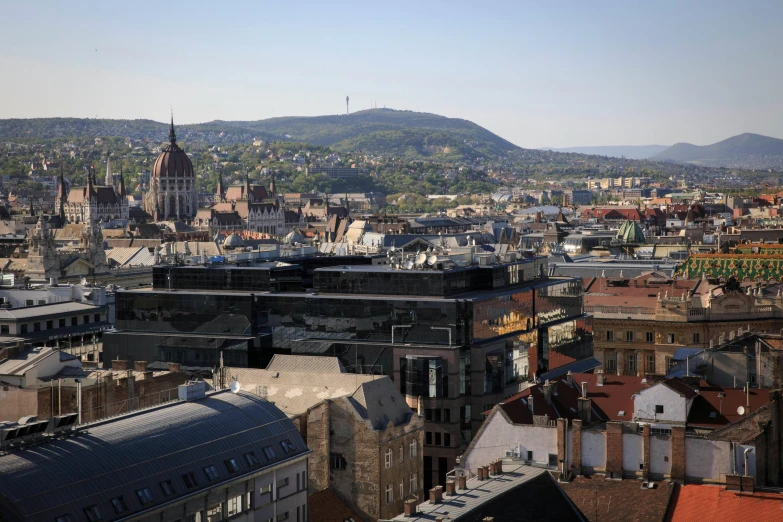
[
  {"left": 403, "top": 498, "right": 418, "bottom": 517},
  {"left": 167, "top": 362, "right": 181, "bottom": 372},
  {"left": 542, "top": 380, "right": 554, "bottom": 403},
  {"left": 445, "top": 480, "right": 456, "bottom": 496},
  {"left": 458, "top": 475, "right": 467, "bottom": 490},
  {"left": 111, "top": 360, "right": 128, "bottom": 371},
  {"left": 429, "top": 485, "right": 443, "bottom": 504},
  {"left": 578, "top": 381, "right": 592, "bottom": 423},
  {"left": 134, "top": 360, "right": 148, "bottom": 372}
]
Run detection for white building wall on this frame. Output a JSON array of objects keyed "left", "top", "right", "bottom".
[
  {"left": 649, "top": 435, "right": 672, "bottom": 476},
  {"left": 622, "top": 433, "right": 643, "bottom": 473},
  {"left": 462, "top": 413, "right": 557, "bottom": 472},
  {"left": 581, "top": 429, "right": 606, "bottom": 470},
  {"left": 635, "top": 385, "right": 687, "bottom": 424},
  {"left": 685, "top": 438, "right": 732, "bottom": 482}
]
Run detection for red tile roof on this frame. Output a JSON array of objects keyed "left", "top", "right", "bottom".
[
  {"left": 562, "top": 475, "right": 674, "bottom": 522},
  {"left": 308, "top": 488, "right": 365, "bottom": 522},
  {"left": 667, "top": 484, "right": 783, "bottom": 522},
  {"left": 687, "top": 385, "right": 771, "bottom": 429}
]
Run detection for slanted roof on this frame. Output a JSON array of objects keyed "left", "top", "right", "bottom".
[
  {"left": 265, "top": 354, "right": 346, "bottom": 374},
  {"left": 561, "top": 475, "right": 674, "bottom": 522},
  {"left": 390, "top": 463, "right": 582, "bottom": 522},
  {"left": 0, "top": 346, "right": 78, "bottom": 377},
  {"left": 667, "top": 484, "right": 783, "bottom": 522},
  {"left": 0, "top": 301, "right": 102, "bottom": 320},
  {"left": 660, "top": 377, "right": 699, "bottom": 399},
  {"left": 308, "top": 488, "right": 365, "bottom": 522},
  {"left": 0, "top": 391, "right": 308, "bottom": 521}
]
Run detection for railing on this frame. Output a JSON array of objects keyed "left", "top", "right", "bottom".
[
  {"left": 585, "top": 305, "right": 656, "bottom": 316},
  {"left": 76, "top": 387, "right": 180, "bottom": 424}
]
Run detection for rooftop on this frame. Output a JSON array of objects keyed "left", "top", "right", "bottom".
[
  {"left": 666, "top": 484, "right": 783, "bottom": 522},
  {"left": 560, "top": 475, "right": 674, "bottom": 522},
  {"left": 390, "top": 463, "right": 582, "bottom": 522},
  {"left": 0, "top": 301, "right": 103, "bottom": 320},
  {"left": 0, "top": 390, "right": 308, "bottom": 521}
]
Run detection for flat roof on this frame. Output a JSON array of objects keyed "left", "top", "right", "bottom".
[{"left": 0, "top": 301, "right": 104, "bottom": 320}]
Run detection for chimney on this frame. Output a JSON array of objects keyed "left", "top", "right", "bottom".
[
  {"left": 111, "top": 359, "right": 128, "bottom": 371},
  {"left": 417, "top": 395, "right": 423, "bottom": 417},
  {"left": 528, "top": 396, "right": 534, "bottom": 415},
  {"left": 581, "top": 381, "right": 588, "bottom": 398},
  {"left": 566, "top": 370, "right": 574, "bottom": 387},
  {"left": 542, "top": 380, "right": 554, "bottom": 403},
  {"left": 403, "top": 499, "right": 418, "bottom": 517},
  {"left": 133, "top": 360, "right": 148, "bottom": 373},
  {"left": 457, "top": 475, "right": 467, "bottom": 490},
  {"left": 429, "top": 486, "right": 443, "bottom": 503},
  {"left": 445, "top": 480, "right": 456, "bottom": 496},
  {"left": 596, "top": 371, "right": 605, "bottom": 386}
]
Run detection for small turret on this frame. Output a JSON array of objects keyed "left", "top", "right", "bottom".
[
  {"left": 216, "top": 169, "right": 225, "bottom": 202},
  {"left": 118, "top": 166, "right": 126, "bottom": 198},
  {"left": 269, "top": 171, "right": 276, "bottom": 196},
  {"left": 244, "top": 171, "right": 253, "bottom": 202}
]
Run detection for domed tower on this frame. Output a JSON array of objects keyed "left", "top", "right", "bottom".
[{"left": 144, "top": 115, "right": 197, "bottom": 220}]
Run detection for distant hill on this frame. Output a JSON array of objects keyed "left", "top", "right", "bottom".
[
  {"left": 652, "top": 133, "right": 783, "bottom": 169},
  {"left": 0, "top": 109, "right": 522, "bottom": 162},
  {"left": 543, "top": 145, "right": 668, "bottom": 159}
]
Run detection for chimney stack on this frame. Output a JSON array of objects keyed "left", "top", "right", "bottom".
[
  {"left": 581, "top": 382, "right": 588, "bottom": 398},
  {"left": 596, "top": 371, "right": 605, "bottom": 386},
  {"left": 528, "top": 396, "right": 534, "bottom": 415}
]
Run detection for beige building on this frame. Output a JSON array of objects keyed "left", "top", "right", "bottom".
[
  {"left": 225, "top": 355, "right": 425, "bottom": 521},
  {"left": 585, "top": 273, "right": 783, "bottom": 375}
]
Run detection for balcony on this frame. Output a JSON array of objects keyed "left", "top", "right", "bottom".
[{"left": 585, "top": 305, "right": 655, "bottom": 320}]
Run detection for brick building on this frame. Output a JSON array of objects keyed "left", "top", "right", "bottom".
[{"left": 225, "top": 355, "right": 425, "bottom": 520}]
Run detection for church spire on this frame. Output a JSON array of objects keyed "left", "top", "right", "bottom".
[
  {"left": 105, "top": 151, "right": 112, "bottom": 185},
  {"left": 269, "top": 171, "right": 276, "bottom": 197},
  {"left": 169, "top": 111, "right": 177, "bottom": 144},
  {"left": 244, "top": 170, "right": 253, "bottom": 202},
  {"left": 216, "top": 168, "right": 225, "bottom": 202},
  {"left": 119, "top": 166, "right": 126, "bottom": 198}
]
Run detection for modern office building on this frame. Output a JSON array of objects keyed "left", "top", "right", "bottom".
[{"left": 105, "top": 251, "right": 594, "bottom": 491}]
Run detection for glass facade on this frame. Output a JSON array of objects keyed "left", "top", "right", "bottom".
[
  {"left": 152, "top": 265, "right": 303, "bottom": 293},
  {"left": 400, "top": 356, "right": 448, "bottom": 398}
]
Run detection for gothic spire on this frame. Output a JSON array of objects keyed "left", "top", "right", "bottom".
[
  {"left": 119, "top": 166, "right": 126, "bottom": 197},
  {"left": 105, "top": 151, "right": 112, "bottom": 185},
  {"left": 269, "top": 171, "right": 276, "bottom": 197},
  {"left": 58, "top": 166, "right": 65, "bottom": 220},
  {"left": 216, "top": 168, "right": 225, "bottom": 202},
  {"left": 169, "top": 111, "right": 177, "bottom": 144}
]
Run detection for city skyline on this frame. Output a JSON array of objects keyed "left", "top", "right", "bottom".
[{"left": 1, "top": 1, "right": 782, "bottom": 148}]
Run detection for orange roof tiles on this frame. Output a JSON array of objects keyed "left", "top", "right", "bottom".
[{"left": 667, "top": 484, "right": 783, "bottom": 522}]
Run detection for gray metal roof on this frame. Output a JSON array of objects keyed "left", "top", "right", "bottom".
[
  {"left": 0, "top": 390, "right": 308, "bottom": 522},
  {"left": 0, "top": 301, "right": 102, "bottom": 320}
]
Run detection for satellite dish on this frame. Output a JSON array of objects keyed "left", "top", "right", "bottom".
[
  {"left": 427, "top": 254, "right": 438, "bottom": 266},
  {"left": 415, "top": 253, "right": 427, "bottom": 266},
  {"left": 230, "top": 381, "right": 241, "bottom": 394},
  {"left": 404, "top": 260, "right": 414, "bottom": 270},
  {"left": 737, "top": 405, "right": 745, "bottom": 416}
]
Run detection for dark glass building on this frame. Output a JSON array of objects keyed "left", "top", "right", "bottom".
[{"left": 104, "top": 254, "right": 594, "bottom": 490}]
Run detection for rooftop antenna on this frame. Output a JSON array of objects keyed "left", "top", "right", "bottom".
[{"left": 346, "top": 95, "right": 349, "bottom": 115}]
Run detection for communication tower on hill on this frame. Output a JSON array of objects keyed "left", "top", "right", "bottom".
[{"left": 346, "top": 95, "right": 349, "bottom": 115}]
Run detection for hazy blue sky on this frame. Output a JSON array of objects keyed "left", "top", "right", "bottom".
[{"left": 1, "top": 1, "right": 781, "bottom": 148}]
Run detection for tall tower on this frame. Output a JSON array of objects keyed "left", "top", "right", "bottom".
[
  {"left": 105, "top": 152, "right": 112, "bottom": 186},
  {"left": 346, "top": 95, "right": 349, "bottom": 115}
]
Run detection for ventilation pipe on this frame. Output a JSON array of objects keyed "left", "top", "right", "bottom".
[{"left": 581, "top": 382, "right": 588, "bottom": 398}]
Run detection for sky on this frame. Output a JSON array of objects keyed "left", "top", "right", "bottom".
[{"left": 1, "top": 0, "right": 782, "bottom": 148}]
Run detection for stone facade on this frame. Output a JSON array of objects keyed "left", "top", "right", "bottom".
[{"left": 306, "top": 397, "right": 424, "bottom": 520}]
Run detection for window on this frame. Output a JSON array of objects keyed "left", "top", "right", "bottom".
[
  {"left": 434, "top": 432, "right": 442, "bottom": 445},
  {"left": 71, "top": 317, "right": 78, "bottom": 326},
  {"left": 432, "top": 409, "right": 441, "bottom": 422},
  {"left": 385, "top": 483, "right": 393, "bottom": 504},
  {"left": 646, "top": 332, "right": 654, "bottom": 343},
  {"left": 46, "top": 320, "right": 53, "bottom": 330},
  {"left": 655, "top": 405, "right": 664, "bottom": 414},
  {"left": 385, "top": 448, "right": 393, "bottom": 468},
  {"left": 262, "top": 445, "right": 276, "bottom": 459},
  {"left": 0, "top": 325, "right": 7, "bottom": 335},
  {"left": 607, "top": 355, "right": 616, "bottom": 371},
  {"left": 94, "top": 313, "right": 101, "bottom": 323},
  {"left": 444, "top": 433, "right": 451, "bottom": 447},
  {"left": 206, "top": 504, "right": 223, "bottom": 522},
  {"left": 527, "top": 450, "right": 533, "bottom": 462},
  {"left": 110, "top": 496, "right": 128, "bottom": 514},
  {"left": 626, "top": 331, "right": 634, "bottom": 342},
  {"left": 225, "top": 458, "right": 240, "bottom": 474},
  {"left": 25, "top": 299, "right": 33, "bottom": 306},
  {"left": 276, "top": 513, "right": 289, "bottom": 522},
  {"left": 83, "top": 315, "right": 90, "bottom": 324},
  {"left": 38, "top": 299, "right": 46, "bottom": 305},
  {"left": 277, "top": 477, "right": 289, "bottom": 489},
  {"left": 667, "top": 333, "right": 675, "bottom": 344},
  {"left": 33, "top": 322, "right": 40, "bottom": 332},
  {"left": 136, "top": 488, "right": 153, "bottom": 505},
  {"left": 331, "top": 452, "right": 346, "bottom": 470},
  {"left": 280, "top": 439, "right": 295, "bottom": 454},
  {"left": 204, "top": 464, "right": 220, "bottom": 481},
  {"left": 425, "top": 432, "right": 432, "bottom": 445},
  {"left": 83, "top": 505, "right": 102, "bottom": 522},
  {"left": 400, "top": 481, "right": 404, "bottom": 500},
  {"left": 55, "top": 515, "right": 73, "bottom": 522},
  {"left": 425, "top": 408, "right": 432, "bottom": 421},
  {"left": 443, "top": 408, "right": 451, "bottom": 422},
  {"left": 182, "top": 471, "right": 198, "bottom": 489},
  {"left": 399, "top": 445, "right": 404, "bottom": 463},
  {"left": 627, "top": 353, "right": 637, "bottom": 373},
  {"left": 302, "top": 470, "right": 307, "bottom": 491},
  {"left": 227, "top": 495, "right": 242, "bottom": 516},
  {"left": 159, "top": 480, "right": 175, "bottom": 497},
  {"left": 409, "top": 440, "right": 417, "bottom": 457},
  {"left": 548, "top": 454, "right": 558, "bottom": 468},
  {"left": 59, "top": 318, "right": 66, "bottom": 328},
  {"left": 20, "top": 324, "right": 27, "bottom": 334},
  {"left": 606, "top": 330, "right": 613, "bottom": 341},
  {"left": 410, "top": 473, "right": 417, "bottom": 494},
  {"left": 260, "top": 483, "right": 272, "bottom": 497},
  {"left": 693, "top": 332, "right": 700, "bottom": 344},
  {"left": 244, "top": 452, "right": 259, "bottom": 466}
]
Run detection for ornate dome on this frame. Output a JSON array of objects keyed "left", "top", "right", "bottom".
[
  {"left": 152, "top": 117, "right": 194, "bottom": 180},
  {"left": 224, "top": 233, "right": 244, "bottom": 248}
]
